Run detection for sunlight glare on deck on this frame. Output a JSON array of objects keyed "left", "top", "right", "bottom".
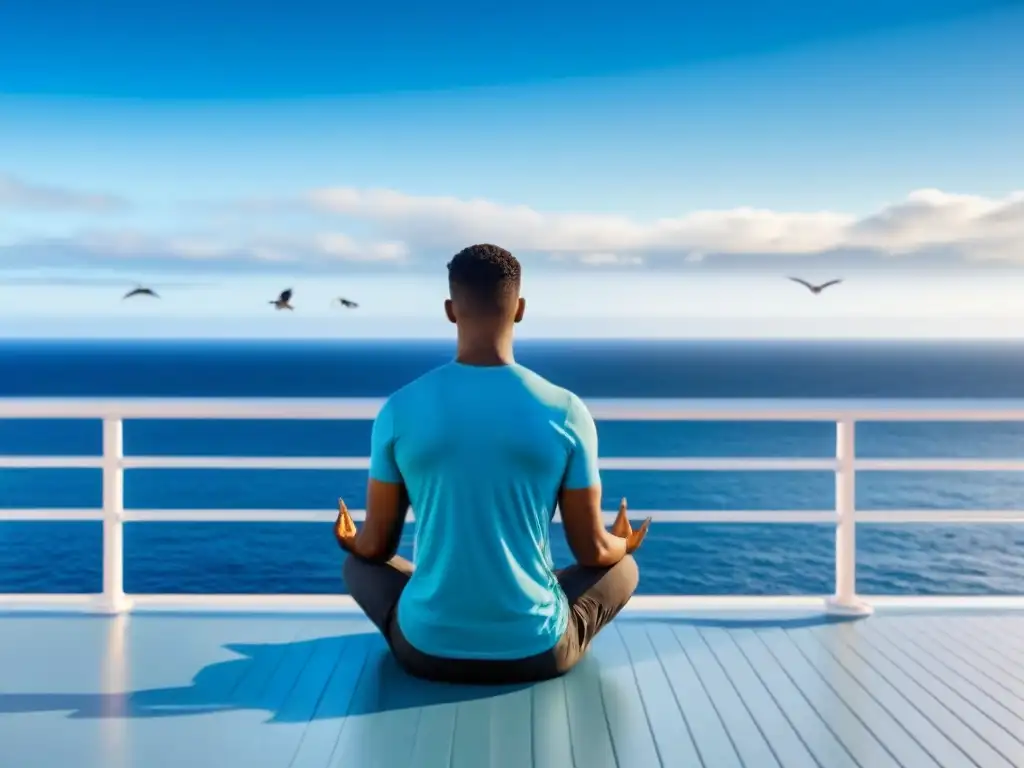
[{"left": 1, "top": 609, "right": 1022, "bottom": 767}]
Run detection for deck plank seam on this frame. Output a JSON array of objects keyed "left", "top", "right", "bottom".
[
  {"left": 945, "top": 619, "right": 1024, "bottom": 683},
  {"left": 594, "top": 652, "right": 623, "bottom": 768},
  {"left": 694, "top": 626, "right": 788, "bottom": 768},
  {"left": 8, "top": 612, "right": 1024, "bottom": 768},
  {"left": 260, "top": 629, "right": 314, "bottom": 719},
  {"left": 612, "top": 624, "right": 666, "bottom": 768},
  {"left": 197, "top": 637, "right": 258, "bottom": 703},
  {"left": 322, "top": 637, "right": 376, "bottom": 768},
  {"left": 671, "top": 626, "right": 751, "bottom": 768},
  {"left": 879, "top": 621, "right": 1024, "bottom": 731},
  {"left": 286, "top": 636, "right": 352, "bottom": 766},
  {"left": 528, "top": 686, "right": 540, "bottom": 768},
  {"left": 732, "top": 628, "right": 857, "bottom": 768},
  {"left": 715, "top": 629, "right": 827, "bottom": 768},
  {"left": 683, "top": 625, "right": 786, "bottom": 768},
  {"left": 265, "top": 635, "right": 319, "bottom": 724},
  {"left": 406, "top": 703, "right": 426, "bottom": 768},
  {"left": 283, "top": 640, "right": 337, "bottom": 720},
  {"left": 562, "top": 676, "right": 579, "bottom": 768},
  {"left": 804, "top": 627, "right": 988, "bottom": 768},
  {"left": 628, "top": 624, "right": 704, "bottom": 767},
  {"left": 709, "top": 628, "right": 826, "bottom": 768},
  {"left": 556, "top": 676, "right": 581, "bottom": 768},
  {"left": 848, "top": 624, "right": 1024, "bottom": 764},
  {"left": 446, "top": 698, "right": 460, "bottom": 768},
  {"left": 913, "top": 618, "right": 1024, "bottom": 695},
  {"left": 645, "top": 625, "right": 709, "bottom": 768},
  {"left": 767, "top": 628, "right": 909, "bottom": 768},
  {"left": 747, "top": 629, "right": 872, "bottom": 768},
  {"left": 785, "top": 626, "right": 952, "bottom": 768},
  {"left": 974, "top": 617, "right": 1024, "bottom": 653},
  {"left": 236, "top": 626, "right": 305, "bottom": 705},
  {"left": 846, "top": 624, "right": 1023, "bottom": 766}
]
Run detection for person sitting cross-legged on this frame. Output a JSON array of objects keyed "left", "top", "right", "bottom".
[{"left": 335, "top": 243, "right": 650, "bottom": 685}]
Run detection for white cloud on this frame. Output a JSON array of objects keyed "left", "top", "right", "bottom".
[
  {"left": 313, "top": 233, "right": 409, "bottom": 262},
  {"left": 549, "top": 251, "right": 643, "bottom": 266},
  {"left": 0, "top": 229, "right": 410, "bottom": 271},
  {"left": 846, "top": 189, "right": 1024, "bottom": 260},
  {"left": 68, "top": 231, "right": 297, "bottom": 263},
  {"left": 307, "top": 186, "right": 1024, "bottom": 263},
  {"left": 0, "top": 174, "right": 127, "bottom": 212},
  {"left": 6, "top": 180, "right": 1024, "bottom": 272}
]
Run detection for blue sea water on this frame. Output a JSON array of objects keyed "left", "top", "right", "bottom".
[{"left": 1, "top": 337, "right": 1024, "bottom": 597}]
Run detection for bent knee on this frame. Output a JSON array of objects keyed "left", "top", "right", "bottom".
[
  {"left": 341, "top": 552, "right": 364, "bottom": 588},
  {"left": 614, "top": 554, "right": 640, "bottom": 594}
]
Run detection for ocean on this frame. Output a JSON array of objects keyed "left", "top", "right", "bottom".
[{"left": 1, "top": 337, "right": 1023, "bottom": 597}]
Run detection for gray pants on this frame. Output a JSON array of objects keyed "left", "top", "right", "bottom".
[{"left": 343, "top": 553, "right": 639, "bottom": 685}]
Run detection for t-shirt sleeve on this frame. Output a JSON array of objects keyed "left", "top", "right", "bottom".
[
  {"left": 562, "top": 394, "right": 601, "bottom": 490},
  {"left": 368, "top": 398, "right": 402, "bottom": 484}
]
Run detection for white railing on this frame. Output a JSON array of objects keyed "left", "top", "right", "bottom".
[{"left": 2, "top": 397, "right": 1024, "bottom": 616}]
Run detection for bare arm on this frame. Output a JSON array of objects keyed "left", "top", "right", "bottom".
[
  {"left": 558, "top": 395, "right": 629, "bottom": 567},
  {"left": 346, "top": 479, "right": 409, "bottom": 562},
  {"left": 559, "top": 485, "right": 628, "bottom": 567},
  {"left": 344, "top": 398, "right": 408, "bottom": 562}
]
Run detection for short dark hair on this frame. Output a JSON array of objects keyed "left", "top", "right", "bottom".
[{"left": 447, "top": 244, "right": 521, "bottom": 313}]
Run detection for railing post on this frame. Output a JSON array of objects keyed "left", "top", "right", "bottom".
[
  {"left": 100, "top": 417, "right": 128, "bottom": 614},
  {"left": 826, "top": 418, "right": 873, "bottom": 617}
]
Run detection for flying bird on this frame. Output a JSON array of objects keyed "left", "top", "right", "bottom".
[
  {"left": 123, "top": 285, "right": 159, "bottom": 299},
  {"left": 333, "top": 297, "right": 359, "bottom": 309},
  {"left": 788, "top": 277, "right": 843, "bottom": 294},
  {"left": 270, "top": 289, "right": 294, "bottom": 310}
]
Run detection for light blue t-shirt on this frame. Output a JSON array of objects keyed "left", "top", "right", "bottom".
[{"left": 368, "top": 361, "right": 601, "bottom": 660}]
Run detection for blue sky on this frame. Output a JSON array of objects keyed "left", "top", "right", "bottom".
[{"left": 1, "top": 0, "right": 1022, "bottom": 337}]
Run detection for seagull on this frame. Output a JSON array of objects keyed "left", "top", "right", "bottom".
[
  {"left": 788, "top": 277, "right": 843, "bottom": 294},
  {"left": 270, "top": 289, "right": 294, "bottom": 310},
  {"left": 333, "top": 297, "right": 359, "bottom": 309},
  {"left": 123, "top": 285, "right": 159, "bottom": 299}
]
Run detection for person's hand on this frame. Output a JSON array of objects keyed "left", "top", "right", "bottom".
[
  {"left": 334, "top": 498, "right": 358, "bottom": 551},
  {"left": 610, "top": 497, "right": 651, "bottom": 554}
]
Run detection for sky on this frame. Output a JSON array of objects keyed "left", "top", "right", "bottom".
[{"left": 1, "top": 0, "right": 1023, "bottom": 338}]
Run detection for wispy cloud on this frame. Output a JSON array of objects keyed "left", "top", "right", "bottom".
[
  {"left": 846, "top": 189, "right": 1024, "bottom": 260},
  {"left": 0, "top": 174, "right": 127, "bottom": 213},
  {"left": 0, "top": 229, "right": 410, "bottom": 273},
  {"left": 551, "top": 252, "right": 643, "bottom": 267},
  {"left": 0, "top": 274, "right": 217, "bottom": 289},
  {"left": 306, "top": 186, "right": 1024, "bottom": 265},
  {"left": 6, "top": 182, "right": 1023, "bottom": 274},
  {"left": 312, "top": 233, "right": 408, "bottom": 263}
]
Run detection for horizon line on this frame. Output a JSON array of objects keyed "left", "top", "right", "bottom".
[{"left": 4, "top": 334, "right": 1024, "bottom": 344}]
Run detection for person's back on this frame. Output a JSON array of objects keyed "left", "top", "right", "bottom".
[
  {"left": 336, "top": 243, "right": 649, "bottom": 685},
  {"left": 384, "top": 361, "right": 588, "bottom": 659}
]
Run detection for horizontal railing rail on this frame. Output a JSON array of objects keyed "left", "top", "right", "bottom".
[
  {"left": 2, "top": 397, "right": 1024, "bottom": 615},
  {"left": 8, "top": 396, "right": 1024, "bottom": 420}
]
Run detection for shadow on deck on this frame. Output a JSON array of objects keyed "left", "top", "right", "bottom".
[{"left": 1, "top": 609, "right": 1022, "bottom": 767}]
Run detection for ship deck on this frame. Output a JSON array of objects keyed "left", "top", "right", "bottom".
[{"left": 1, "top": 607, "right": 1023, "bottom": 767}]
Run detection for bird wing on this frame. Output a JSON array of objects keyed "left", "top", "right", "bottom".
[
  {"left": 126, "top": 287, "right": 158, "bottom": 298},
  {"left": 788, "top": 277, "right": 814, "bottom": 290},
  {"left": 280, "top": 289, "right": 292, "bottom": 302},
  {"left": 819, "top": 279, "right": 843, "bottom": 290},
  {"left": 341, "top": 299, "right": 358, "bottom": 307}
]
